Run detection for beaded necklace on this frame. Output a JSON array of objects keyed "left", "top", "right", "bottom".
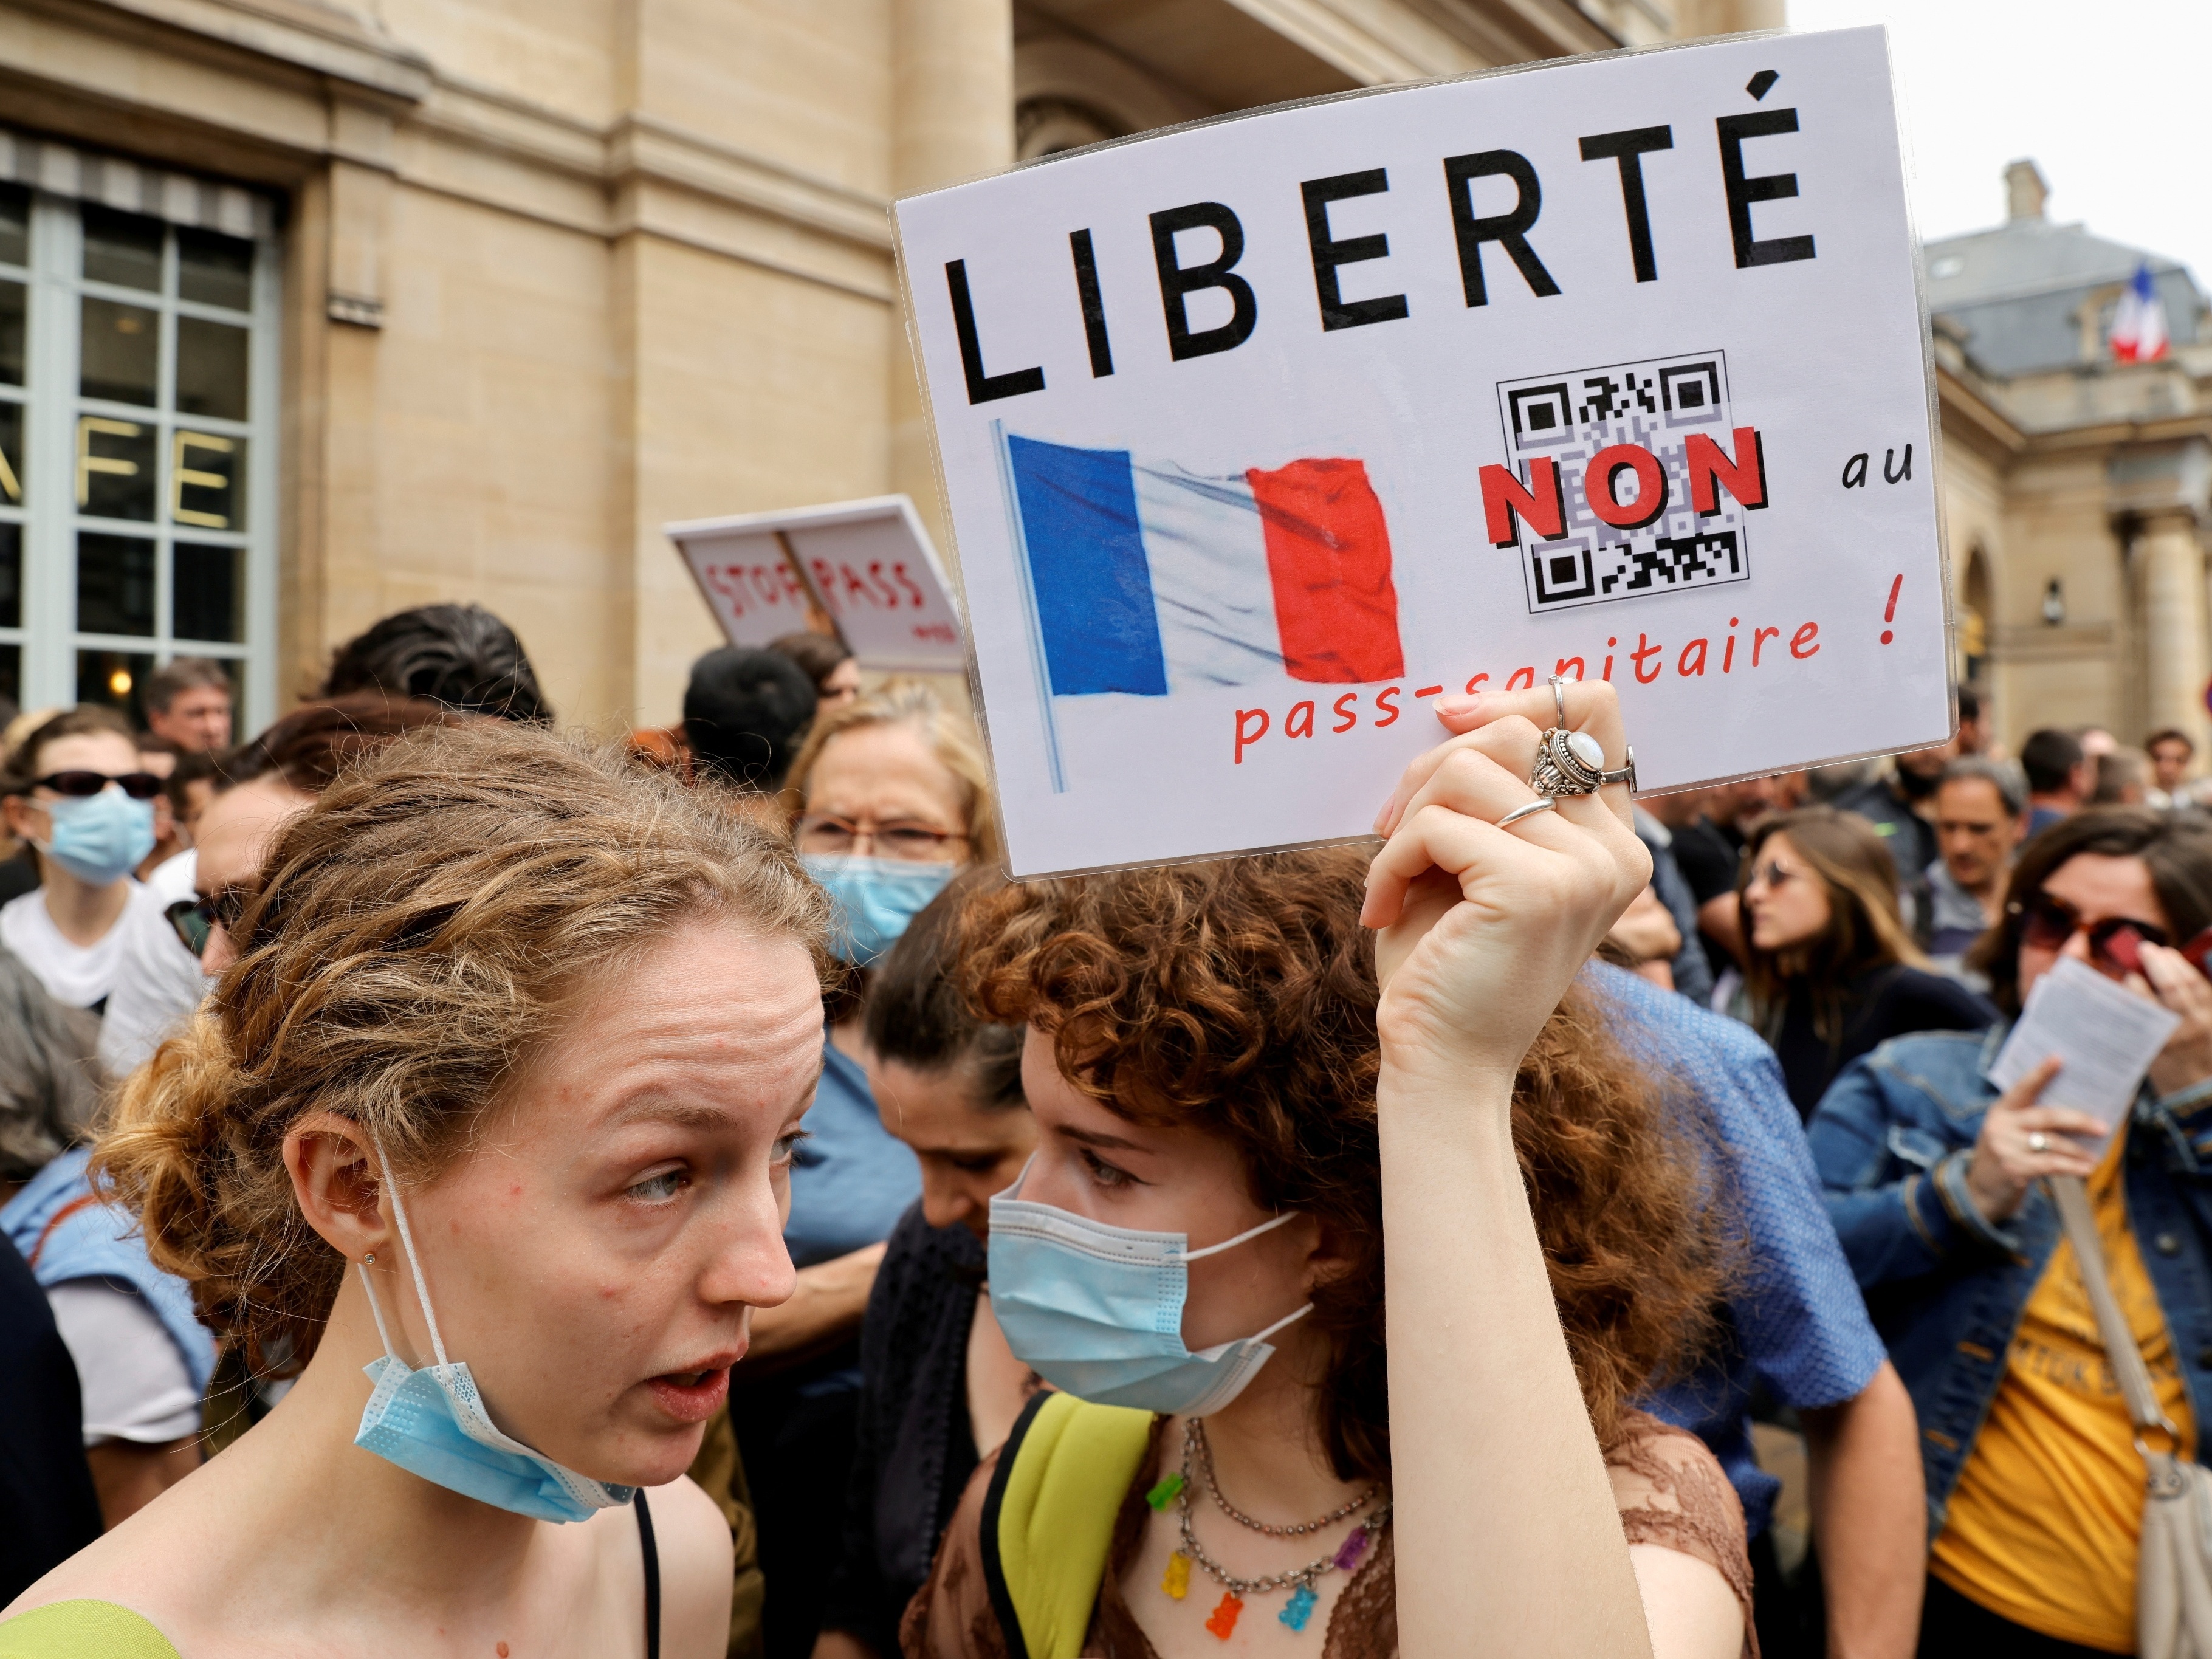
[{"left": 1146, "top": 1419, "right": 1389, "bottom": 1640}]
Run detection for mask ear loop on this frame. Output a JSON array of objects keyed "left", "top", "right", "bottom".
[
  {"left": 356, "top": 1259, "right": 398, "bottom": 1358},
  {"left": 1251, "top": 1301, "right": 1314, "bottom": 1342},
  {"left": 1180, "top": 1209, "right": 1302, "bottom": 1263},
  {"left": 375, "top": 1144, "right": 451, "bottom": 1370}
]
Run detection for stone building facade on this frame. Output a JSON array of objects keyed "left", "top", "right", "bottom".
[
  {"left": 0, "top": 0, "right": 1775, "bottom": 733},
  {"left": 1929, "top": 161, "right": 2212, "bottom": 756}
]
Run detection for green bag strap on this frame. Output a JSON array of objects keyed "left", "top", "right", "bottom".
[
  {"left": 0, "top": 1601, "right": 181, "bottom": 1659},
  {"left": 980, "top": 1392, "right": 1157, "bottom": 1659}
]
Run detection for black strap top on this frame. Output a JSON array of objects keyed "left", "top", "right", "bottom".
[{"left": 636, "top": 1488, "right": 661, "bottom": 1659}]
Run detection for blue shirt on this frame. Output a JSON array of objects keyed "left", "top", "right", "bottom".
[
  {"left": 1591, "top": 963, "right": 1887, "bottom": 1537},
  {"left": 1, "top": 1147, "right": 217, "bottom": 1396},
  {"left": 785, "top": 1041, "right": 922, "bottom": 1269}
]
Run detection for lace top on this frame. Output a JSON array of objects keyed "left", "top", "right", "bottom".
[{"left": 900, "top": 1407, "right": 1755, "bottom": 1659}]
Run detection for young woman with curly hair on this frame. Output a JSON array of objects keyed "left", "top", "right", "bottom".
[
  {"left": 902, "top": 684, "right": 1751, "bottom": 1659},
  {"left": 1, "top": 721, "right": 833, "bottom": 1658}
]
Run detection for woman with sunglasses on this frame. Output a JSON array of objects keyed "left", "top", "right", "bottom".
[
  {"left": 0, "top": 707, "right": 169, "bottom": 1016},
  {"left": 732, "top": 681, "right": 995, "bottom": 1657},
  {"left": 0, "top": 707, "right": 217, "bottom": 1529},
  {"left": 1737, "top": 806, "right": 1994, "bottom": 1120},
  {"left": 1809, "top": 808, "right": 2212, "bottom": 1657}
]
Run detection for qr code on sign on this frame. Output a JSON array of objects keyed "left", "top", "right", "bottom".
[{"left": 1494, "top": 351, "right": 1752, "bottom": 614}]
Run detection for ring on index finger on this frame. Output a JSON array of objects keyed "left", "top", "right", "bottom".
[
  {"left": 2028, "top": 1131, "right": 2050, "bottom": 1153},
  {"left": 1497, "top": 797, "right": 1559, "bottom": 830}
]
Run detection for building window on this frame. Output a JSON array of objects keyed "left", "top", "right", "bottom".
[{"left": 0, "top": 176, "right": 278, "bottom": 729}]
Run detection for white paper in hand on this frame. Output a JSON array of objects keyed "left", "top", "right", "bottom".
[{"left": 1987, "top": 957, "right": 2181, "bottom": 1133}]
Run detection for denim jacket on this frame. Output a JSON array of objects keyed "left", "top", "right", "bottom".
[{"left": 1806, "top": 1024, "right": 2212, "bottom": 1535}]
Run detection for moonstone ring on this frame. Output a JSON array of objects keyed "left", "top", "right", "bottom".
[
  {"left": 2028, "top": 1131, "right": 2050, "bottom": 1154},
  {"left": 1531, "top": 727, "right": 1638, "bottom": 797}
]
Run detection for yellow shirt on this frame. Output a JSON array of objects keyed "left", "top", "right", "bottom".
[{"left": 1932, "top": 1127, "right": 2196, "bottom": 1652}]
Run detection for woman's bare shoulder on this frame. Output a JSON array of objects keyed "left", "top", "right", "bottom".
[
  {"left": 1, "top": 1460, "right": 244, "bottom": 1634},
  {"left": 1602, "top": 1410, "right": 1753, "bottom": 1656},
  {"left": 645, "top": 1475, "right": 737, "bottom": 1659}
]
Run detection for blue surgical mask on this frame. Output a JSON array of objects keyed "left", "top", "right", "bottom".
[
  {"left": 353, "top": 1150, "right": 634, "bottom": 1523},
  {"left": 38, "top": 788, "right": 156, "bottom": 886},
  {"left": 802, "top": 854, "right": 955, "bottom": 965},
  {"left": 987, "top": 1163, "right": 1312, "bottom": 1416}
]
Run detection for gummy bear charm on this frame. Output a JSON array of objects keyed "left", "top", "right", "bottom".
[
  {"left": 1331, "top": 1525, "right": 1371, "bottom": 1573},
  {"left": 1205, "top": 1592, "right": 1243, "bottom": 1640},
  {"left": 1280, "top": 1584, "right": 1317, "bottom": 1633},
  {"left": 1147, "top": 1473, "right": 1186, "bottom": 1511},
  {"left": 1162, "top": 1551, "right": 1192, "bottom": 1601}
]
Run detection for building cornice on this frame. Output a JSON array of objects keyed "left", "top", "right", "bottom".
[
  {"left": 606, "top": 113, "right": 893, "bottom": 253},
  {"left": 1232, "top": 0, "right": 1616, "bottom": 81},
  {"left": 69, "top": 0, "right": 429, "bottom": 103},
  {"left": 1937, "top": 366, "right": 2027, "bottom": 459}
]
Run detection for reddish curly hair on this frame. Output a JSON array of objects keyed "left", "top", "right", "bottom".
[{"left": 957, "top": 848, "right": 1723, "bottom": 1485}]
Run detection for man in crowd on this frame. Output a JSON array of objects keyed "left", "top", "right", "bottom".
[
  {"left": 1916, "top": 757, "right": 2027, "bottom": 968},
  {"left": 321, "top": 602, "right": 553, "bottom": 724},
  {"left": 2019, "top": 727, "right": 2090, "bottom": 836},
  {"left": 2091, "top": 746, "right": 2150, "bottom": 807},
  {"left": 1835, "top": 748, "right": 1943, "bottom": 886},
  {"left": 683, "top": 646, "right": 819, "bottom": 799},
  {"left": 2147, "top": 727, "right": 2196, "bottom": 803},
  {"left": 140, "top": 659, "right": 233, "bottom": 753},
  {"left": 1598, "top": 958, "right": 1928, "bottom": 1658}
]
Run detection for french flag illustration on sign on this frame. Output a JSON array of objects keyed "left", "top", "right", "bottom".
[{"left": 1002, "top": 434, "right": 1405, "bottom": 698}]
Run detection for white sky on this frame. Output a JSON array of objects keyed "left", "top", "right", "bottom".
[{"left": 1786, "top": 0, "right": 2212, "bottom": 283}]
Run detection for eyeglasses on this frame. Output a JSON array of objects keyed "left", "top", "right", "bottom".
[
  {"left": 1745, "top": 859, "right": 1804, "bottom": 892},
  {"left": 166, "top": 885, "right": 253, "bottom": 958},
  {"left": 2013, "top": 891, "right": 2168, "bottom": 978},
  {"left": 32, "top": 770, "right": 164, "bottom": 800},
  {"left": 795, "top": 814, "right": 967, "bottom": 863}
]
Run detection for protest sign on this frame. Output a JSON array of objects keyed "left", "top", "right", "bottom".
[
  {"left": 668, "top": 496, "right": 966, "bottom": 672},
  {"left": 895, "top": 26, "right": 1949, "bottom": 878}
]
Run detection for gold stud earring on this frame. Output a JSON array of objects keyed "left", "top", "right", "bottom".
[{"left": 363, "top": 1251, "right": 376, "bottom": 1265}]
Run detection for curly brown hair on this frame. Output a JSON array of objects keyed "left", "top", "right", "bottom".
[
  {"left": 955, "top": 848, "right": 1722, "bottom": 1485},
  {"left": 93, "top": 721, "right": 831, "bottom": 1375}
]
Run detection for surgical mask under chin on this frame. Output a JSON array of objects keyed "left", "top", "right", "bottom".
[
  {"left": 353, "top": 1150, "right": 634, "bottom": 1523},
  {"left": 987, "top": 1166, "right": 1313, "bottom": 1417},
  {"left": 802, "top": 854, "right": 955, "bottom": 966},
  {"left": 38, "top": 788, "right": 155, "bottom": 885}
]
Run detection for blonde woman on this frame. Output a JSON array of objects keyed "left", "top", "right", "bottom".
[
  {"left": 1738, "top": 805, "right": 1994, "bottom": 1119},
  {"left": 0, "top": 720, "right": 831, "bottom": 1656}
]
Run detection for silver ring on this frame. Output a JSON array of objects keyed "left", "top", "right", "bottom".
[
  {"left": 1549, "top": 673, "right": 1570, "bottom": 731},
  {"left": 1497, "top": 797, "right": 1559, "bottom": 829},
  {"left": 1531, "top": 727, "right": 1638, "bottom": 797},
  {"left": 1531, "top": 727, "right": 1606, "bottom": 796},
  {"left": 2027, "top": 1131, "right": 2050, "bottom": 1154}
]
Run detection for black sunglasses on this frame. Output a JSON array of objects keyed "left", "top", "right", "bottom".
[
  {"left": 166, "top": 886, "right": 252, "bottom": 958},
  {"left": 33, "top": 769, "right": 164, "bottom": 800}
]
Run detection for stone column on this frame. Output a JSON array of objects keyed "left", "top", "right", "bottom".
[
  {"left": 888, "top": 0, "right": 1014, "bottom": 576},
  {"left": 2140, "top": 512, "right": 2211, "bottom": 752}
]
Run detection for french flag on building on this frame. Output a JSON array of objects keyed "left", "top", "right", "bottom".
[
  {"left": 1003, "top": 434, "right": 1404, "bottom": 698},
  {"left": 2112, "top": 262, "right": 2170, "bottom": 363}
]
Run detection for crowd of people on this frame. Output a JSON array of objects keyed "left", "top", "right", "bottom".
[{"left": 0, "top": 623, "right": 2207, "bottom": 1659}]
